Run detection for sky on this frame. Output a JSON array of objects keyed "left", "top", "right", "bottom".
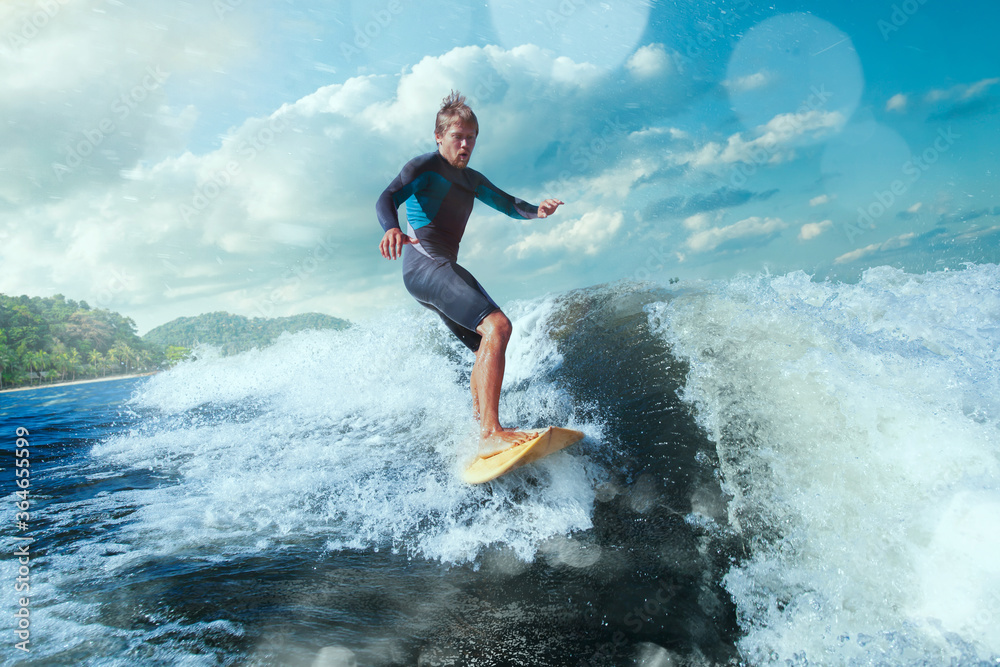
[{"left": 1, "top": 0, "right": 998, "bottom": 333}]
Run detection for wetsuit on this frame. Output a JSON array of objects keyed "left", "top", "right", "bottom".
[{"left": 377, "top": 151, "right": 539, "bottom": 351}]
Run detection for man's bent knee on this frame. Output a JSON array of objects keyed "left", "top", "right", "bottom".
[{"left": 477, "top": 310, "right": 512, "bottom": 343}]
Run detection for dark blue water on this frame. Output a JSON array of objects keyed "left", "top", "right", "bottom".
[
  {"left": 1, "top": 287, "right": 739, "bottom": 666},
  {"left": 4, "top": 271, "right": 1000, "bottom": 665}
]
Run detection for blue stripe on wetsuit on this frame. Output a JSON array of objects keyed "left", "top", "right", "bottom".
[
  {"left": 377, "top": 151, "right": 538, "bottom": 261},
  {"left": 394, "top": 171, "right": 450, "bottom": 232},
  {"left": 376, "top": 150, "right": 540, "bottom": 350}
]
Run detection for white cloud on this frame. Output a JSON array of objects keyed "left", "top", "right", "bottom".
[
  {"left": 0, "top": 2, "right": 255, "bottom": 207},
  {"left": 833, "top": 232, "right": 916, "bottom": 264},
  {"left": 676, "top": 110, "right": 845, "bottom": 170},
  {"left": 629, "top": 125, "right": 689, "bottom": 143},
  {"left": 798, "top": 220, "right": 833, "bottom": 241},
  {"left": 963, "top": 77, "right": 1000, "bottom": 99},
  {"left": 3, "top": 39, "right": 675, "bottom": 330},
  {"left": 881, "top": 232, "right": 917, "bottom": 249},
  {"left": 626, "top": 43, "right": 673, "bottom": 78},
  {"left": 835, "top": 241, "right": 880, "bottom": 265},
  {"left": 724, "top": 71, "right": 771, "bottom": 92},
  {"left": 925, "top": 77, "right": 1000, "bottom": 103},
  {"left": 685, "top": 216, "right": 786, "bottom": 253},
  {"left": 886, "top": 93, "right": 908, "bottom": 112},
  {"left": 508, "top": 209, "right": 624, "bottom": 259},
  {"left": 683, "top": 213, "right": 711, "bottom": 231},
  {"left": 809, "top": 194, "right": 831, "bottom": 206}
]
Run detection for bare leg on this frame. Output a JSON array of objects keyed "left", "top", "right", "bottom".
[
  {"left": 470, "top": 354, "right": 481, "bottom": 422},
  {"left": 472, "top": 310, "right": 535, "bottom": 457}
]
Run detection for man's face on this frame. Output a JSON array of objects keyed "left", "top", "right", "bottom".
[{"left": 436, "top": 120, "right": 477, "bottom": 168}]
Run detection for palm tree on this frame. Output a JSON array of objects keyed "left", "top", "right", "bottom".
[
  {"left": 107, "top": 347, "right": 120, "bottom": 376},
  {"left": 136, "top": 349, "right": 153, "bottom": 373},
  {"left": 121, "top": 343, "right": 136, "bottom": 374},
  {"left": 88, "top": 350, "right": 103, "bottom": 377},
  {"left": 109, "top": 343, "right": 136, "bottom": 375},
  {"left": 0, "top": 344, "right": 9, "bottom": 390},
  {"left": 28, "top": 351, "right": 47, "bottom": 385},
  {"left": 55, "top": 352, "right": 70, "bottom": 382},
  {"left": 68, "top": 348, "right": 81, "bottom": 381}
]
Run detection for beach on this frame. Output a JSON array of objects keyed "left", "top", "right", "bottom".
[{"left": 0, "top": 372, "right": 158, "bottom": 393}]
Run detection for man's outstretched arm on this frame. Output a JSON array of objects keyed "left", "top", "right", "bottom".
[{"left": 475, "top": 175, "right": 563, "bottom": 220}]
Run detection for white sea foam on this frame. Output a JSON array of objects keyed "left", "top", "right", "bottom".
[
  {"left": 88, "top": 306, "right": 601, "bottom": 567},
  {"left": 649, "top": 264, "right": 1000, "bottom": 664},
  {"left": 1, "top": 298, "right": 605, "bottom": 664}
]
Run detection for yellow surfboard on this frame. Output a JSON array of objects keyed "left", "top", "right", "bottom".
[{"left": 461, "top": 426, "right": 585, "bottom": 484}]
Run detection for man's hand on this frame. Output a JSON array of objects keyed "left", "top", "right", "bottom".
[
  {"left": 537, "top": 198, "right": 564, "bottom": 218},
  {"left": 379, "top": 227, "right": 419, "bottom": 260}
]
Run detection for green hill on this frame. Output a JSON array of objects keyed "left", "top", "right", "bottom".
[
  {"left": 1, "top": 292, "right": 352, "bottom": 390},
  {"left": 142, "top": 311, "right": 350, "bottom": 356},
  {"left": 0, "top": 293, "right": 157, "bottom": 389}
]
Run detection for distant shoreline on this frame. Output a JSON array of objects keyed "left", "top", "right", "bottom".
[{"left": 0, "top": 372, "right": 158, "bottom": 393}]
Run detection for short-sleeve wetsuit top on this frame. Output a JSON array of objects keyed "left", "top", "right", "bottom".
[{"left": 376, "top": 150, "right": 539, "bottom": 350}]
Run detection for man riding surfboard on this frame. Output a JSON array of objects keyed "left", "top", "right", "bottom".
[{"left": 377, "top": 91, "right": 563, "bottom": 457}]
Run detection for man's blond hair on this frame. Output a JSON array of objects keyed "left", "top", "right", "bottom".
[{"left": 435, "top": 90, "right": 478, "bottom": 137}]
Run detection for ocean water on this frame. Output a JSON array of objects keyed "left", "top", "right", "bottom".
[{"left": 2, "top": 265, "right": 999, "bottom": 666}]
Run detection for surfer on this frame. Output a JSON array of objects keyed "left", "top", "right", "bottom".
[{"left": 377, "top": 91, "right": 563, "bottom": 457}]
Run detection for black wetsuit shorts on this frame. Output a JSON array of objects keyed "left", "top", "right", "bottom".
[{"left": 402, "top": 247, "right": 498, "bottom": 352}]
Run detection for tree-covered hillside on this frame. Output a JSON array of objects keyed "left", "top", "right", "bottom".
[
  {"left": 142, "top": 311, "right": 350, "bottom": 356},
  {"left": 1, "top": 293, "right": 351, "bottom": 390},
  {"left": 0, "top": 293, "right": 159, "bottom": 389}
]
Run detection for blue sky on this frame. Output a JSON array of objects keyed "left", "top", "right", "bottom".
[{"left": 1, "top": 0, "right": 998, "bottom": 332}]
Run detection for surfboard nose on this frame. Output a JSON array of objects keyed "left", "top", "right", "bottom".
[{"left": 462, "top": 427, "right": 585, "bottom": 484}]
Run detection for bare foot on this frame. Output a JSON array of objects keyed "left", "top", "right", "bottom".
[{"left": 477, "top": 428, "right": 538, "bottom": 459}]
